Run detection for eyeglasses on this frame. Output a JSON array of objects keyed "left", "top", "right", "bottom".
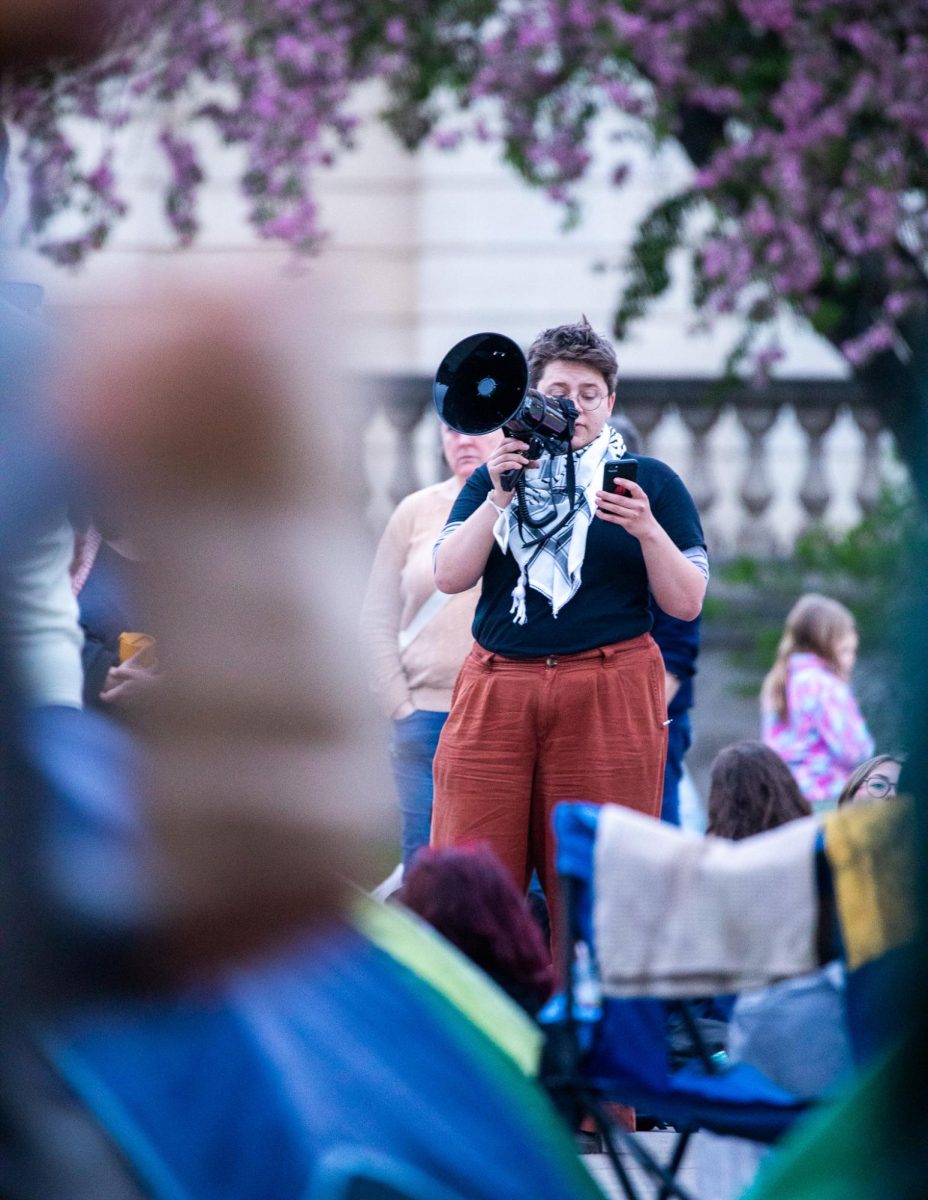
[
  {"left": 546, "top": 388, "right": 610, "bottom": 412},
  {"left": 861, "top": 774, "right": 897, "bottom": 799}
]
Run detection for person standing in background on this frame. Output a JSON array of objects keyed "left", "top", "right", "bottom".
[
  {"left": 70, "top": 514, "right": 160, "bottom": 713},
  {"left": 361, "top": 424, "right": 503, "bottom": 868},
  {"left": 431, "top": 318, "right": 707, "bottom": 914},
  {"left": 761, "top": 593, "right": 874, "bottom": 812},
  {"left": 611, "top": 414, "right": 700, "bottom": 826}
]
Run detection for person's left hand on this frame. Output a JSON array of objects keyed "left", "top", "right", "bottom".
[
  {"left": 595, "top": 478, "right": 659, "bottom": 541},
  {"left": 100, "top": 650, "right": 161, "bottom": 708}
]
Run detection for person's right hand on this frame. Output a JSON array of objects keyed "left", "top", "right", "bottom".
[
  {"left": 486, "top": 437, "right": 537, "bottom": 505},
  {"left": 100, "top": 650, "right": 161, "bottom": 708}
]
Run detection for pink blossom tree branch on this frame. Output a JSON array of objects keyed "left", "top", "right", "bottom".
[{"left": 3, "top": 1, "right": 927, "bottom": 489}]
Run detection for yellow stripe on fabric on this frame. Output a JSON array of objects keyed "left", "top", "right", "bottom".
[
  {"left": 823, "top": 798, "right": 916, "bottom": 971},
  {"left": 350, "top": 892, "right": 543, "bottom": 1077}
]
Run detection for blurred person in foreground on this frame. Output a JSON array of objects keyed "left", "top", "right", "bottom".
[
  {"left": 0, "top": 119, "right": 83, "bottom": 709},
  {"left": 432, "top": 317, "right": 707, "bottom": 919},
  {"left": 611, "top": 413, "right": 701, "bottom": 827},
  {"left": 0, "top": 283, "right": 605, "bottom": 1200},
  {"left": 761, "top": 594, "right": 874, "bottom": 812},
  {"left": 361, "top": 423, "right": 502, "bottom": 869}
]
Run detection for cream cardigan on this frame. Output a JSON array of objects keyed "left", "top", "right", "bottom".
[{"left": 360, "top": 478, "right": 480, "bottom": 718}]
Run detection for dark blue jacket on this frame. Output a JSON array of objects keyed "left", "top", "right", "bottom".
[{"left": 649, "top": 600, "right": 700, "bottom": 718}]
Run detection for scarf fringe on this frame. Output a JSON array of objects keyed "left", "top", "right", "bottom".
[{"left": 509, "top": 573, "right": 528, "bottom": 625}]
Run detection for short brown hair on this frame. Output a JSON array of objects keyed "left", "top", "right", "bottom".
[
  {"left": 526, "top": 316, "right": 618, "bottom": 393},
  {"left": 707, "top": 740, "right": 811, "bottom": 840}
]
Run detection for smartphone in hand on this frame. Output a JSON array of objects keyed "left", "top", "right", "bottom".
[{"left": 602, "top": 458, "right": 638, "bottom": 496}]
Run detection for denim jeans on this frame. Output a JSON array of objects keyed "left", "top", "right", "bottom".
[
  {"left": 390, "top": 709, "right": 448, "bottom": 869},
  {"left": 660, "top": 712, "right": 692, "bottom": 826}
]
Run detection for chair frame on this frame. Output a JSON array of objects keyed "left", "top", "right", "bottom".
[
  {"left": 540, "top": 874, "right": 701, "bottom": 1200},
  {"left": 542, "top": 824, "right": 829, "bottom": 1200}
]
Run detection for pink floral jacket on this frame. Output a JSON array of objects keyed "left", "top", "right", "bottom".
[{"left": 762, "top": 652, "right": 874, "bottom": 810}]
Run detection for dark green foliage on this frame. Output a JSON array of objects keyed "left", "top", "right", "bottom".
[
  {"left": 614, "top": 190, "right": 699, "bottom": 337},
  {"left": 710, "top": 485, "right": 923, "bottom": 748}
]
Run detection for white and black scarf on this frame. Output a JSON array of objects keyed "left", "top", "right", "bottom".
[{"left": 491, "top": 426, "right": 627, "bottom": 624}]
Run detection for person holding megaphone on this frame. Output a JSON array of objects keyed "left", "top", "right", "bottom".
[{"left": 431, "top": 317, "right": 707, "bottom": 930}]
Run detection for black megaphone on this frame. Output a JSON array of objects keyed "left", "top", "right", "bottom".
[{"left": 432, "top": 332, "right": 577, "bottom": 491}]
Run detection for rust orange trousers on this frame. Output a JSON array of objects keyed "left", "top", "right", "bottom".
[{"left": 431, "top": 633, "right": 667, "bottom": 933}]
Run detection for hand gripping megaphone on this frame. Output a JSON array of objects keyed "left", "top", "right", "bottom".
[{"left": 432, "top": 332, "right": 577, "bottom": 491}]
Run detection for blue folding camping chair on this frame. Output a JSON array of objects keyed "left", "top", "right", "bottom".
[{"left": 540, "top": 802, "right": 835, "bottom": 1200}]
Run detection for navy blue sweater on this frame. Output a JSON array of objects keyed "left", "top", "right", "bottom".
[{"left": 442, "top": 455, "right": 704, "bottom": 658}]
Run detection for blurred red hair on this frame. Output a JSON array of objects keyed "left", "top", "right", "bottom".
[{"left": 399, "top": 844, "right": 553, "bottom": 1015}]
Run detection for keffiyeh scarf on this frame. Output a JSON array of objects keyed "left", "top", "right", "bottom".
[{"left": 492, "top": 426, "right": 627, "bottom": 624}]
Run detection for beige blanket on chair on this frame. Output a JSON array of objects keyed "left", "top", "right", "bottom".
[{"left": 592, "top": 807, "right": 821, "bottom": 998}]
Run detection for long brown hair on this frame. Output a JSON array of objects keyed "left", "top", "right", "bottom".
[
  {"left": 761, "top": 593, "right": 856, "bottom": 721},
  {"left": 707, "top": 740, "right": 812, "bottom": 840}
]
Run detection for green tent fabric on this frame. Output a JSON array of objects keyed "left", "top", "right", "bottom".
[
  {"left": 741, "top": 1046, "right": 910, "bottom": 1200},
  {"left": 352, "top": 892, "right": 544, "bottom": 1076}
]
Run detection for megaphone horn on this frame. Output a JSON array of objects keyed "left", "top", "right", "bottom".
[
  {"left": 432, "top": 332, "right": 577, "bottom": 491},
  {"left": 433, "top": 332, "right": 528, "bottom": 436}
]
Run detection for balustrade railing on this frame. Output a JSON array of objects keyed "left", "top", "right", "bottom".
[{"left": 364, "top": 374, "right": 899, "bottom": 558}]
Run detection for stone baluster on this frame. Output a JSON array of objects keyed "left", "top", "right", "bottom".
[
  {"left": 736, "top": 401, "right": 780, "bottom": 555},
  {"left": 850, "top": 403, "right": 884, "bottom": 517},
  {"left": 621, "top": 398, "right": 665, "bottom": 455},
  {"left": 381, "top": 377, "right": 430, "bottom": 504},
  {"left": 678, "top": 402, "right": 722, "bottom": 517},
  {"left": 795, "top": 401, "right": 839, "bottom": 533},
  {"left": 678, "top": 400, "right": 723, "bottom": 555}
]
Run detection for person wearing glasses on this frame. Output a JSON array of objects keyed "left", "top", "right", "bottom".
[
  {"left": 837, "top": 754, "right": 905, "bottom": 807},
  {"left": 431, "top": 317, "right": 707, "bottom": 920}
]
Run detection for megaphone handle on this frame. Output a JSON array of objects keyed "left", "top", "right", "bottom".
[{"left": 500, "top": 467, "right": 522, "bottom": 492}]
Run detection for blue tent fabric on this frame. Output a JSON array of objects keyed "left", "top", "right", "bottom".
[
  {"left": 43, "top": 924, "right": 599, "bottom": 1200},
  {"left": 22, "top": 705, "right": 152, "bottom": 932},
  {"left": 19, "top": 701, "right": 599, "bottom": 1199}
]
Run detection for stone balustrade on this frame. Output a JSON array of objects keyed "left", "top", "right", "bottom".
[{"left": 364, "top": 374, "right": 899, "bottom": 558}]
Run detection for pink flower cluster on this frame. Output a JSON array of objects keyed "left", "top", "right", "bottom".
[
  {"left": 4, "top": 0, "right": 926, "bottom": 376},
  {"left": 4, "top": 0, "right": 381, "bottom": 259}
]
